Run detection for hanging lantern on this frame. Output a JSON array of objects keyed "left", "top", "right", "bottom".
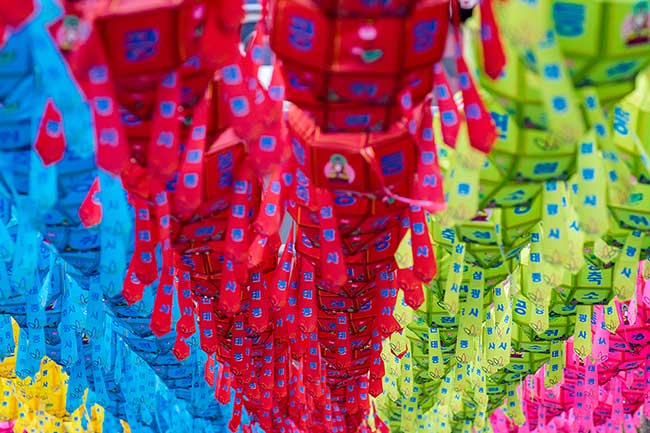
[
  {"left": 430, "top": 198, "right": 541, "bottom": 269},
  {"left": 270, "top": 0, "right": 450, "bottom": 132}
]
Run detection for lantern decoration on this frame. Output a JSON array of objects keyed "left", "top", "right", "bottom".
[
  {"left": 262, "top": 0, "right": 506, "bottom": 429},
  {"left": 485, "top": 264, "right": 650, "bottom": 433},
  {"left": 0, "top": 349, "right": 122, "bottom": 432},
  {"left": 0, "top": 196, "right": 235, "bottom": 432},
  {"left": 0, "top": 2, "right": 240, "bottom": 431},
  {"left": 54, "top": 0, "right": 299, "bottom": 431},
  {"left": 269, "top": 0, "right": 451, "bottom": 132},
  {"left": 375, "top": 194, "right": 633, "bottom": 432},
  {"left": 424, "top": 16, "right": 632, "bottom": 429},
  {"left": 479, "top": 1, "right": 650, "bottom": 313},
  {"left": 0, "top": 314, "right": 226, "bottom": 433},
  {"left": 455, "top": 0, "right": 650, "bottom": 289},
  {"left": 9, "top": 0, "right": 650, "bottom": 429}
]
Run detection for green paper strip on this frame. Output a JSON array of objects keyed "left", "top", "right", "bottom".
[
  {"left": 443, "top": 242, "right": 466, "bottom": 315},
  {"left": 455, "top": 268, "right": 483, "bottom": 364},
  {"left": 573, "top": 129, "right": 610, "bottom": 239},
  {"left": 545, "top": 340, "right": 565, "bottom": 388},
  {"left": 506, "top": 382, "right": 525, "bottom": 426},
  {"left": 604, "top": 298, "right": 621, "bottom": 333},
  {"left": 400, "top": 345, "right": 414, "bottom": 398},
  {"left": 525, "top": 225, "right": 551, "bottom": 308},
  {"left": 382, "top": 342, "right": 400, "bottom": 401},
  {"left": 530, "top": 3, "right": 585, "bottom": 146},
  {"left": 483, "top": 309, "right": 503, "bottom": 373},
  {"left": 541, "top": 181, "right": 585, "bottom": 274},
  {"left": 574, "top": 305, "right": 593, "bottom": 359},
  {"left": 581, "top": 87, "right": 633, "bottom": 206},
  {"left": 428, "top": 326, "right": 445, "bottom": 380},
  {"left": 613, "top": 230, "right": 643, "bottom": 301},
  {"left": 400, "top": 394, "right": 417, "bottom": 433},
  {"left": 493, "top": 281, "right": 512, "bottom": 362}
]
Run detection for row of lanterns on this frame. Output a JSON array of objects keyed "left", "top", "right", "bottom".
[{"left": 1, "top": 0, "right": 650, "bottom": 432}]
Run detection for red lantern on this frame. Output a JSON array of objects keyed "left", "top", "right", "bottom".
[{"left": 270, "top": 0, "right": 449, "bottom": 131}]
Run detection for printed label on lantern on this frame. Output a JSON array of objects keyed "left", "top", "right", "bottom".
[
  {"left": 124, "top": 29, "right": 159, "bottom": 62},
  {"left": 380, "top": 151, "right": 405, "bottom": 176},
  {"left": 552, "top": 2, "right": 585, "bottom": 37},
  {"left": 324, "top": 154, "right": 355, "bottom": 183},
  {"left": 288, "top": 16, "right": 315, "bottom": 51},
  {"left": 412, "top": 19, "right": 438, "bottom": 52}
]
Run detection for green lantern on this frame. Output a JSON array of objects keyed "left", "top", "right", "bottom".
[
  {"left": 430, "top": 200, "right": 542, "bottom": 269},
  {"left": 498, "top": 0, "right": 650, "bottom": 107},
  {"left": 611, "top": 71, "right": 650, "bottom": 181}
]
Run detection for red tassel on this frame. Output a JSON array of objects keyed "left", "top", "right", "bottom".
[
  {"left": 478, "top": 0, "right": 506, "bottom": 80},
  {"left": 198, "top": 296, "right": 218, "bottom": 354},
  {"left": 285, "top": 258, "right": 300, "bottom": 344},
  {"left": 249, "top": 271, "right": 268, "bottom": 333},
  {"left": 316, "top": 189, "right": 347, "bottom": 289},
  {"left": 216, "top": 365, "right": 232, "bottom": 404},
  {"left": 229, "top": 388, "right": 244, "bottom": 432},
  {"left": 121, "top": 269, "right": 145, "bottom": 305},
  {"left": 246, "top": 21, "right": 267, "bottom": 77},
  {"left": 78, "top": 176, "right": 102, "bottom": 228},
  {"left": 323, "top": 386, "right": 334, "bottom": 432},
  {"left": 375, "top": 270, "right": 400, "bottom": 337},
  {"left": 414, "top": 99, "right": 446, "bottom": 213},
  {"left": 334, "top": 313, "right": 352, "bottom": 368},
  {"left": 304, "top": 332, "right": 322, "bottom": 396},
  {"left": 172, "top": 333, "right": 190, "bottom": 361},
  {"left": 433, "top": 63, "right": 461, "bottom": 148},
  {"left": 298, "top": 258, "right": 317, "bottom": 334},
  {"left": 34, "top": 99, "right": 65, "bottom": 166},
  {"left": 205, "top": 356, "right": 216, "bottom": 387},
  {"left": 254, "top": 167, "right": 284, "bottom": 236},
  {"left": 174, "top": 88, "right": 208, "bottom": 216},
  {"left": 84, "top": 32, "right": 129, "bottom": 175},
  {"left": 249, "top": 234, "right": 273, "bottom": 269},
  {"left": 250, "top": 59, "right": 288, "bottom": 174},
  {"left": 454, "top": 27, "right": 497, "bottom": 154},
  {"left": 219, "top": 261, "right": 243, "bottom": 315},
  {"left": 147, "top": 72, "right": 181, "bottom": 177},
  {"left": 231, "top": 315, "right": 247, "bottom": 376},
  {"left": 260, "top": 339, "right": 275, "bottom": 392},
  {"left": 271, "top": 229, "right": 294, "bottom": 308},
  {"left": 149, "top": 184, "right": 174, "bottom": 335},
  {"left": 150, "top": 254, "right": 175, "bottom": 337},
  {"left": 275, "top": 351, "right": 288, "bottom": 400},
  {"left": 397, "top": 267, "right": 424, "bottom": 309},
  {"left": 218, "top": 165, "right": 252, "bottom": 315},
  {"left": 220, "top": 60, "right": 258, "bottom": 140},
  {"left": 176, "top": 270, "right": 196, "bottom": 338},
  {"left": 128, "top": 195, "right": 158, "bottom": 285}
]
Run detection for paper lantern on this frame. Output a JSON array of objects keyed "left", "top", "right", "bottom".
[
  {"left": 505, "top": 0, "right": 650, "bottom": 95},
  {"left": 270, "top": 0, "right": 449, "bottom": 132},
  {"left": 0, "top": 5, "right": 242, "bottom": 431},
  {"left": 430, "top": 201, "right": 540, "bottom": 269}
]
